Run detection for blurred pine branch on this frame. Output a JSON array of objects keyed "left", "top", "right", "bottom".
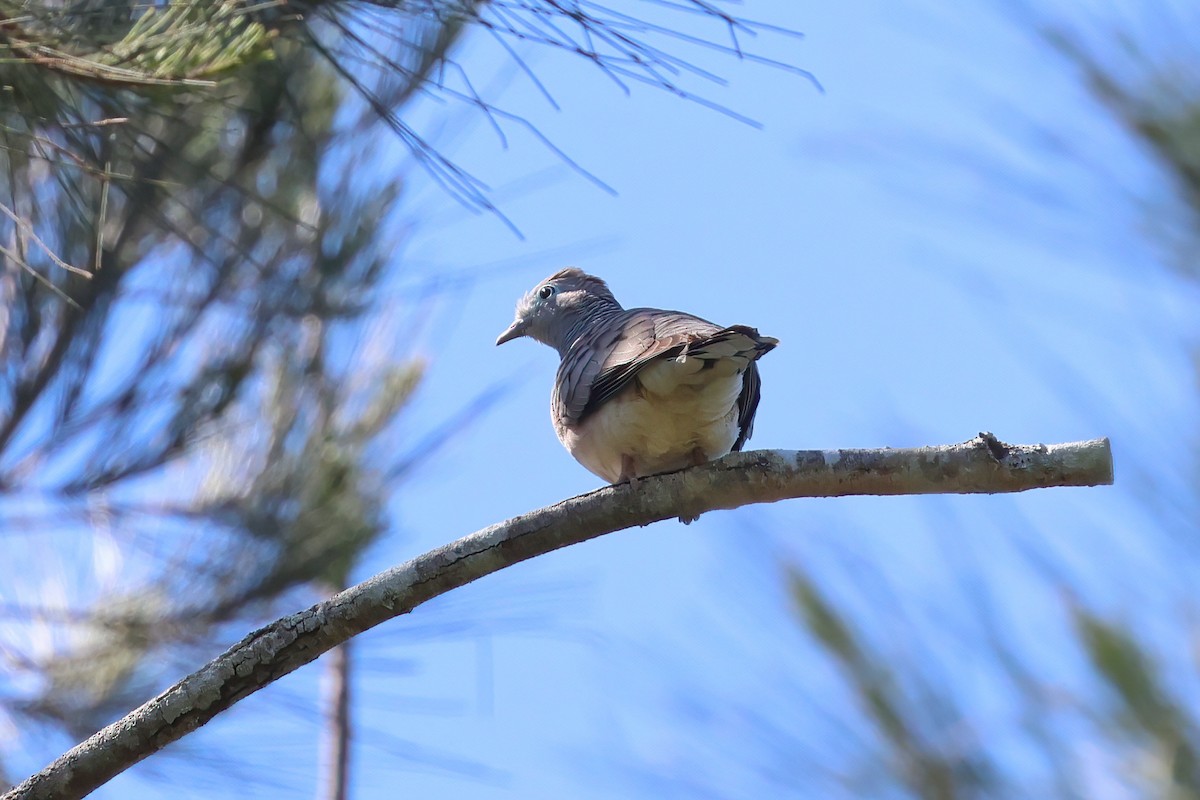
[{"left": 0, "top": 1, "right": 273, "bottom": 85}]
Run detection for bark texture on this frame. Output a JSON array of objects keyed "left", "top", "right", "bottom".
[{"left": 4, "top": 434, "right": 1113, "bottom": 800}]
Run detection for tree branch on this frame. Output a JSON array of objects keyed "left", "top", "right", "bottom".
[{"left": 4, "top": 434, "right": 1113, "bottom": 800}]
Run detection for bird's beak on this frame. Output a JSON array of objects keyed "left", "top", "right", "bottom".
[{"left": 495, "top": 318, "right": 528, "bottom": 346}]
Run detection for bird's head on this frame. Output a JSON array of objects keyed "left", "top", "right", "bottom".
[{"left": 496, "top": 267, "right": 620, "bottom": 352}]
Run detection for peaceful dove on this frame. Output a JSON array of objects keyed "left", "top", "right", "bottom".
[{"left": 496, "top": 268, "right": 777, "bottom": 486}]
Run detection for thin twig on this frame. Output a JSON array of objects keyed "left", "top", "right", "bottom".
[{"left": 0, "top": 201, "right": 91, "bottom": 278}]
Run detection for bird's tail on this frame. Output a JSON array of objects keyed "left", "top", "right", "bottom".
[{"left": 677, "top": 325, "right": 778, "bottom": 366}]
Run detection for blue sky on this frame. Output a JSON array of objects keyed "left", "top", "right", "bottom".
[{"left": 17, "top": 1, "right": 1198, "bottom": 797}]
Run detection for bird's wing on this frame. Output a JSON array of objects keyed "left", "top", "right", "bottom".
[{"left": 554, "top": 308, "right": 776, "bottom": 446}]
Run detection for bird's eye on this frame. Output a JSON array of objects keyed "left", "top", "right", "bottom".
[{"left": 537, "top": 284, "right": 556, "bottom": 300}]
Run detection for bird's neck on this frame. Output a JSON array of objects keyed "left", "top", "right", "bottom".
[{"left": 555, "top": 301, "right": 623, "bottom": 358}]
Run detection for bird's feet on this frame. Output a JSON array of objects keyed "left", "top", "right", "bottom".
[
  {"left": 617, "top": 454, "right": 639, "bottom": 490},
  {"left": 616, "top": 452, "right": 705, "bottom": 524},
  {"left": 677, "top": 447, "right": 709, "bottom": 525}
]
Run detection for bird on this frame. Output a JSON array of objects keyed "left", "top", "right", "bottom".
[{"left": 496, "top": 267, "right": 777, "bottom": 487}]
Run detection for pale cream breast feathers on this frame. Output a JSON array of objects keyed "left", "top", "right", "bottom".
[{"left": 556, "top": 361, "right": 746, "bottom": 483}]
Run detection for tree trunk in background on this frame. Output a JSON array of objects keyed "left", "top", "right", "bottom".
[{"left": 320, "top": 640, "right": 353, "bottom": 800}]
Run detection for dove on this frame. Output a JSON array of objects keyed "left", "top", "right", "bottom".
[{"left": 497, "top": 268, "right": 777, "bottom": 487}]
